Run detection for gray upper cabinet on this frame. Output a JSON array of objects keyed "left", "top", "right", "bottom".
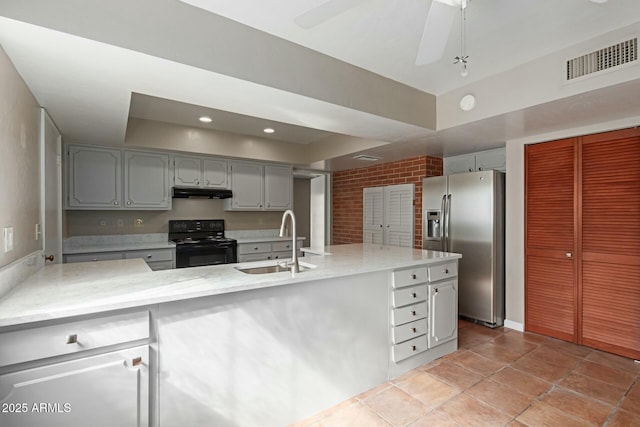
[
  {"left": 224, "top": 162, "right": 293, "bottom": 211},
  {"left": 264, "top": 165, "right": 292, "bottom": 210},
  {"left": 67, "top": 145, "right": 122, "bottom": 209},
  {"left": 173, "top": 156, "right": 201, "bottom": 187},
  {"left": 124, "top": 151, "right": 171, "bottom": 209},
  {"left": 444, "top": 148, "right": 506, "bottom": 175},
  {"left": 66, "top": 144, "right": 171, "bottom": 210},
  {"left": 225, "top": 161, "right": 264, "bottom": 210},
  {"left": 174, "top": 155, "right": 228, "bottom": 188}
]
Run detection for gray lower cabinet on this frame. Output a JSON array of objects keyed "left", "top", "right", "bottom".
[
  {"left": 429, "top": 280, "right": 457, "bottom": 348},
  {"left": 0, "top": 311, "right": 151, "bottom": 427},
  {"left": 389, "top": 262, "right": 458, "bottom": 375},
  {"left": 236, "top": 239, "right": 304, "bottom": 262},
  {"left": 64, "top": 248, "right": 175, "bottom": 270},
  {"left": 0, "top": 347, "right": 149, "bottom": 427}
]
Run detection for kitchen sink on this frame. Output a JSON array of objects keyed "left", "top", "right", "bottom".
[{"left": 235, "top": 261, "right": 316, "bottom": 275}]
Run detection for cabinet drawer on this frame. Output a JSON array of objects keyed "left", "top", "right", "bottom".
[
  {"left": 428, "top": 262, "right": 457, "bottom": 282},
  {"left": 147, "top": 260, "right": 175, "bottom": 271},
  {"left": 391, "top": 301, "right": 428, "bottom": 326},
  {"left": 271, "top": 241, "right": 295, "bottom": 252},
  {"left": 238, "top": 242, "right": 272, "bottom": 255},
  {"left": 392, "top": 267, "right": 428, "bottom": 288},
  {"left": 125, "top": 248, "right": 173, "bottom": 262},
  {"left": 65, "top": 252, "right": 124, "bottom": 263},
  {"left": 391, "top": 335, "right": 428, "bottom": 363},
  {"left": 270, "top": 251, "right": 291, "bottom": 260},
  {"left": 0, "top": 311, "right": 150, "bottom": 367},
  {"left": 392, "top": 285, "right": 428, "bottom": 308},
  {"left": 391, "top": 319, "right": 428, "bottom": 344},
  {"left": 238, "top": 253, "right": 271, "bottom": 262}
]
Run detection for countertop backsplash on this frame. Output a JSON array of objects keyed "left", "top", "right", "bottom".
[{"left": 63, "top": 233, "right": 170, "bottom": 252}]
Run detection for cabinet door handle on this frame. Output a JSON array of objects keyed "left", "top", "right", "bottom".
[
  {"left": 132, "top": 357, "right": 142, "bottom": 367},
  {"left": 412, "top": 327, "right": 417, "bottom": 333},
  {"left": 411, "top": 310, "right": 417, "bottom": 316},
  {"left": 146, "top": 254, "right": 152, "bottom": 259},
  {"left": 411, "top": 345, "right": 417, "bottom": 352},
  {"left": 444, "top": 268, "right": 449, "bottom": 274},
  {"left": 411, "top": 274, "right": 417, "bottom": 280},
  {"left": 254, "top": 247, "right": 259, "bottom": 251},
  {"left": 65, "top": 334, "right": 78, "bottom": 344},
  {"left": 566, "top": 252, "right": 573, "bottom": 258},
  {"left": 113, "top": 200, "right": 119, "bottom": 205},
  {"left": 412, "top": 293, "right": 417, "bottom": 298},
  {"left": 468, "top": 168, "right": 473, "bottom": 172},
  {"left": 126, "top": 201, "right": 132, "bottom": 205},
  {"left": 195, "top": 179, "right": 200, "bottom": 185}
]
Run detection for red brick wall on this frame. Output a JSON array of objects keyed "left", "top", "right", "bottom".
[{"left": 332, "top": 155, "right": 443, "bottom": 248}]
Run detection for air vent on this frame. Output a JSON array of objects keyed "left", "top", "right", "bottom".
[
  {"left": 566, "top": 38, "right": 638, "bottom": 81},
  {"left": 353, "top": 154, "right": 382, "bottom": 162}
]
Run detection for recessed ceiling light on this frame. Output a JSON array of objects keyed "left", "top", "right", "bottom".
[
  {"left": 199, "top": 116, "right": 212, "bottom": 123},
  {"left": 459, "top": 94, "right": 476, "bottom": 111},
  {"left": 263, "top": 128, "right": 275, "bottom": 134}
]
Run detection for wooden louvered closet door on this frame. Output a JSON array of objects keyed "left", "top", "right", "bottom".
[
  {"left": 525, "top": 138, "right": 577, "bottom": 342},
  {"left": 580, "top": 129, "right": 640, "bottom": 359}
]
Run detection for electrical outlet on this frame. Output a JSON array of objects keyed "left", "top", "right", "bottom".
[
  {"left": 3, "top": 227, "right": 14, "bottom": 253},
  {"left": 134, "top": 218, "right": 144, "bottom": 228},
  {"left": 35, "top": 223, "right": 41, "bottom": 241}
]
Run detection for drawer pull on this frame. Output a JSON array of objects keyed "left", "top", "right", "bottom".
[
  {"left": 65, "top": 334, "right": 78, "bottom": 344},
  {"left": 132, "top": 357, "right": 143, "bottom": 367},
  {"left": 411, "top": 310, "right": 417, "bottom": 316},
  {"left": 411, "top": 345, "right": 417, "bottom": 352},
  {"left": 412, "top": 327, "right": 417, "bottom": 333},
  {"left": 411, "top": 274, "right": 417, "bottom": 280},
  {"left": 412, "top": 293, "right": 417, "bottom": 298},
  {"left": 444, "top": 268, "right": 449, "bottom": 274},
  {"left": 254, "top": 247, "right": 259, "bottom": 251},
  {"left": 147, "top": 254, "right": 152, "bottom": 259}
]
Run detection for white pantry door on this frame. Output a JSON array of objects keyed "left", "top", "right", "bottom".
[
  {"left": 40, "top": 109, "right": 62, "bottom": 264},
  {"left": 383, "top": 183, "right": 414, "bottom": 248},
  {"left": 363, "top": 187, "right": 384, "bottom": 244}
]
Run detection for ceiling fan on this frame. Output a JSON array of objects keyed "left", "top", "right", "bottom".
[{"left": 294, "top": 0, "right": 468, "bottom": 66}]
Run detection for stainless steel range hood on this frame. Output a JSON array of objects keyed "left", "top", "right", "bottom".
[{"left": 172, "top": 187, "right": 233, "bottom": 199}]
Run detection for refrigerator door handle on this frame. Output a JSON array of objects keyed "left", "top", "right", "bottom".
[
  {"left": 440, "top": 195, "right": 447, "bottom": 250},
  {"left": 445, "top": 194, "right": 452, "bottom": 252}
]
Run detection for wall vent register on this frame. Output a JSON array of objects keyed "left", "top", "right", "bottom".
[{"left": 566, "top": 37, "right": 638, "bottom": 81}]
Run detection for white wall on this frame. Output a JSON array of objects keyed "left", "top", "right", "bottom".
[
  {"left": 0, "top": 44, "right": 41, "bottom": 268},
  {"left": 504, "top": 115, "right": 640, "bottom": 328}
]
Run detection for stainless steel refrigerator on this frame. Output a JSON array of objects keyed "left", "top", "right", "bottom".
[{"left": 422, "top": 170, "right": 505, "bottom": 327}]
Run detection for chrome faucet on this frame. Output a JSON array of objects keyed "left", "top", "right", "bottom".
[{"left": 279, "top": 209, "right": 300, "bottom": 276}]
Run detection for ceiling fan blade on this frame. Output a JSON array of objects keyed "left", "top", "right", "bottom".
[
  {"left": 415, "top": 0, "right": 457, "bottom": 65},
  {"left": 295, "top": 0, "right": 369, "bottom": 29}
]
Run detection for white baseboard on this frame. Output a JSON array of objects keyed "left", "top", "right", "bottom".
[
  {"left": 0, "top": 251, "right": 43, "bottom": 299},
  {"left": 504, "top": 319, "right": 524, "bottom": 332}
]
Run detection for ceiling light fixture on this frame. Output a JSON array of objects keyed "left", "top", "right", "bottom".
[
  {"left": 263, "top": 128, "right": 275, "bottom": 134},
  {"left": 199, "top": 116, "right": 212, "bottom": 123},
  {"left": 459, "top": 94, "right": 476, "bottom": 111},
  {"left": 453, "top": 0, "right": 470, "bottom": 77}
]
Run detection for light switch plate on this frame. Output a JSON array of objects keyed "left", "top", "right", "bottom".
[{"left": 4, "top": 226, "right": 14, "bottom": 252}]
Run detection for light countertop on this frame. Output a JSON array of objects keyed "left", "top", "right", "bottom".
[{"left": 0, "top": 244, "right": 461, "bottom": 328}]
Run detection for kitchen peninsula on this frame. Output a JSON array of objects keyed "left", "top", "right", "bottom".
[{"left": 0, "top": 244, "right": 460, "bottom": 427}]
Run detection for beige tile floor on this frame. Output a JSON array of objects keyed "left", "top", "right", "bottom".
[{"left": 291, "top": 320, "right": 640, "bottom": 427}]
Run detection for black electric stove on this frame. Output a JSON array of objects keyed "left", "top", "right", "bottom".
[{"left": 169, "top": 220, "right": 237, "bottom": 268}]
